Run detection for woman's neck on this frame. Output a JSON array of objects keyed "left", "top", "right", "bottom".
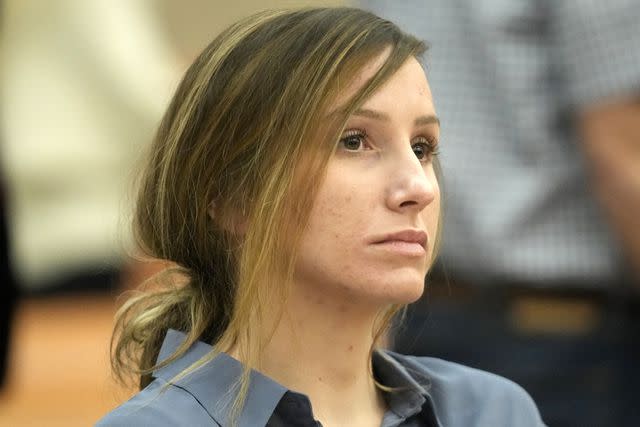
[{"left": 244, "top": 287, "right": 388, "bottom": 426}]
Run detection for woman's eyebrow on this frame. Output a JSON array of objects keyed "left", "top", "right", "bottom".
[
  {"left": 352, "top": 108, "right": 440, "bottom": 127},
  {"left": 414, "top": 114, "right": 440, "bottom": 127}
]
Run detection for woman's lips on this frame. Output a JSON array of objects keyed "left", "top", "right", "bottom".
[{"left": 369, "top": 229, "right": 428, "bottom": 256}]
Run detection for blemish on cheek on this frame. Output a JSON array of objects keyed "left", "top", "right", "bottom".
[
  {"left": 348, "top": 345, "right": 354, "bottom": 352},
  {"left": 318, "top": 376, "right": 323, "bottom": 382}
]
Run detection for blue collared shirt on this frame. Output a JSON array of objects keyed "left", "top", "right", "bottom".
[{"left": 96, "top": 330, "right": 545, "bottom": 426}]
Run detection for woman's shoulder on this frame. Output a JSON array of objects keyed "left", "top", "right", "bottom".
[
  {"left": 95, "top": 379, "right": 217, "bottom": 426},
  {"left": 96, "top": 330, "right": 289, "bottom": 426},
  {"left": 381, "top": 350, "right": 546, "bottom": 427}
]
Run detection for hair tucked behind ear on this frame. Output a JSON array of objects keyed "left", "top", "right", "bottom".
[{"left": 109, "top": 6, "right": 433, "bottom": 421}]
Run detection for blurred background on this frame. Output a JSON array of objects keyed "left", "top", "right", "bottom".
[
  {"left": 1, "top": 1, "right": 639, "bottom": 426},
  {"left": 0, "top": 1, "right": 342, "bottom": 426}
]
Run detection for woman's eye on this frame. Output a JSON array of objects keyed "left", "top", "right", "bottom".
[
  {"left": 412, "top": 138, "right": 439, "bottom": 162},
  {"left": 339, "top": 130, "right": 368, "bottom": 151}
]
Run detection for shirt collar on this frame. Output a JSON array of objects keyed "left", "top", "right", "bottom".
[
  {"left": 152, "top": 329, "right": 288, "bottom": 427},
  {"left": 373, "top": 350, "right": 431, "bottom": 420},
  {"left": 152, "top": 329, "right": 434, "bottom": 426}
]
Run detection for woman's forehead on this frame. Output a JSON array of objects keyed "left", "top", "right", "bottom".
[
  {"left": 331, "top": 46, "right": 393, "bottom": 108},
  {"left": 329, "top": 52, "right": 431, "bottom": 118}
]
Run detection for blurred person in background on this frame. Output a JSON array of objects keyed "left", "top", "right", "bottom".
[
  {"left": 0, "top": 0, "right": 181, "bottom": 295},
  {"left": 98, "top": 8, "right": 544, "bottom": 426},
  {"left": 360, "top": 1, "right": 640, "bottom": 426},
  {"left": 0, "top": 0, "right": 18, "bottom": 391},
  {"left": 0, "top": 178, "right": 18, "bottom": 389}
]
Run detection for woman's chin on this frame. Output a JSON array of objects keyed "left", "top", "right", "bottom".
[
  {"left": 364, "top": 277, "right": 425, "bottom": 306},
  {"left": 390, "top": 284, "right": 425, "bottom": 304}
]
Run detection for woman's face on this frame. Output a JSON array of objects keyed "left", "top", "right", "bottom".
[{"left": 294, "top": 55, "right": 440, "bottom": 307}]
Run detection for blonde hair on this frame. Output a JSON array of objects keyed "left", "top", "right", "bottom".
[{"left": 112, "top": 6, "right": 436, "bottom": 421}]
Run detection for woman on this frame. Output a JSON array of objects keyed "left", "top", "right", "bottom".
[{"left": 97, "top": 7, "right": 544, "bottom": 427}]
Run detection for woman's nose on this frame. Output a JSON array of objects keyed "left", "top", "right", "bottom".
[{"left": 385, "top": 153, "right": 438, "bottom": 213}]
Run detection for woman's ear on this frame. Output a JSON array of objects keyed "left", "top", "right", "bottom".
[
  {"left": 208, "top": 201, "right": 217, "bottom": 221},
  {"left": 209, "top": 200, "right": 247, "bottom": 235}
]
